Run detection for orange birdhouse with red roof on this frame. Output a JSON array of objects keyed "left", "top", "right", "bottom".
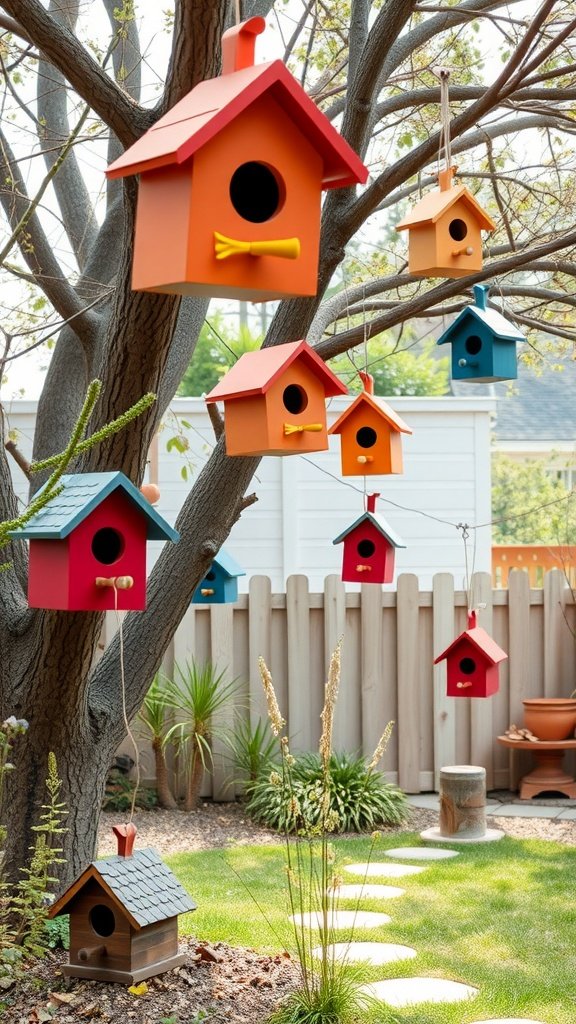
[
  {"left": 434, "top": 611, "right": 507, "bottom": 698},
  {"left": 395, "top": 167, "right": 495, "bottom": 278},
  {"left": 329, "top": 372, "right": 412, "bottom": 476},
  {"left": 106, "top": 18, "right": 368, "bottom": 301},
  {"left": 205, "top": 340, "right": 347, "bottom": 456}
]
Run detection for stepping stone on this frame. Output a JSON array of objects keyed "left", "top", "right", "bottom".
[
  {"left": 290, "top": 910, "right": 391, "bottom": 930},
  {"left": 312, "top": 941, "right": 416, "bottom": 965},
  {"left": 421, "top": 826, "right": 505, "bottom": 844},
  {"left": 344, "top": 861, "right": 425, "bottom": 878},
  {"left": 332, "top": 883, "right": 405, "bottom": 901},
  {"left": 362, "top": 977, "right": 478, "bottom": 1007},
  {"left": 385, "top": 846, "right": 459, "bottom": 860}
]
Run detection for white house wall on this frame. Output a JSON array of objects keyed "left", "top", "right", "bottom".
[{"left": 4, "top": 396, "right": 494, "bottom": 590}]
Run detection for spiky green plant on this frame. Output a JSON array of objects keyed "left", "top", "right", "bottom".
[
  {"left": 163, "top": 660, "right": 241, "bottom": 810},
  {"left": 226, "top": 716, "right": 280, "bottom": 789}
]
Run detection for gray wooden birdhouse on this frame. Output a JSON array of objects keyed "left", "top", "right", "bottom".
[{"left": 48, "top": 825, "right": 196, "bottom": 984}]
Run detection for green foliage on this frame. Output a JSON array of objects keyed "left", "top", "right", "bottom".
[
  {"left": 226, "top": 717, "right": 280, "bottom": 787},
  {"left": 492, "top": 453, "right": 576, "bottom": 544},
  {"left": 328, "top": 338, "right": 449, "bottom": 397},
  {"left": 178, "top": 315, "right": 263, "bottom": 396},
  {"left": 246, "top": 751, "right": 407, "bottom": 834},
  {"left": 102, "top": 769, "right": 158, "bottom": 812},
  {"left": 268, "top": 970, "right": 370, "bottom": 1024},
  {"left": 42, "top": 913, "right": 69, "bottom": 950}
]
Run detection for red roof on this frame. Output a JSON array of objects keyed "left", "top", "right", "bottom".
[
  {"left": 434, "top": 623, "right": 507, "bottom": 667},
  {"left": 204, "top": 340, "right": 348, "bottom": 402},
  {"left": 106, "top": 60, "right": 368, "bottom": 189},
  {"left": 329, "top": 391, "right": 412, "bottom": 436}
]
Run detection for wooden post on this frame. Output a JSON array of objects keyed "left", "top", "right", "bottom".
[{"left": 439, "top": 765, "right": 486, "bottom": 838}]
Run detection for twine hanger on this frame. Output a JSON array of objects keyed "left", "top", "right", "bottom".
[{"left": 436, "top": 66, "right": 452, "bottom": 178}]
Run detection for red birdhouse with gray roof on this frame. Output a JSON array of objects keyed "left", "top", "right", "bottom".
[
  {"left": 333, "top": 494, "right": 405, "bottom": 585},
  {"left": 205, "top": 339, "right": 348, "bottom": 456},
  {"left": 434, "top": 611, "right": 507, "bottom": 698},
  {"left": 8, "top": 472, "right": 179, "bottom": 612},
  {"left": 329, "top": 372, "right": 412, "bottom": 476},
  {"left": 395, "top": 167, "right": 495, "bottom": 278},
  {"left": 106, "top": 18, "right": 368, "bottom": 301}
]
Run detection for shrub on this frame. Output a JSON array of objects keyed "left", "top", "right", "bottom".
[{"left": 246, "top": 750, "right": 407, "bottom": 833}]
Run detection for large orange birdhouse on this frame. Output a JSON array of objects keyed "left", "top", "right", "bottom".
[
  {"left": 106, "top": 18, "right": 368, "bottom": 301},
  {"left": 329, "top": 372, "right": 412, "bottom": 476},
  {"left": 395, "top": 167, "right": 495, "bottom": 278},
  {"left": 205, "top": 340, "right": 348, "bottom": 456}
]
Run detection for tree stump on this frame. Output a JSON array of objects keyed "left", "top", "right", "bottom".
[{"left": 439, "top": 765, "right": 486, "bottom": 839}]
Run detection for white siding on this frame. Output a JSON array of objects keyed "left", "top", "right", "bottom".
[{"left": 4, "top": 395, "right": 495, "bottom": 590}]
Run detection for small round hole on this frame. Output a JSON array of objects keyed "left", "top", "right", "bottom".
[
  {"left": 357, "top": 539, "right": 376, "bottom": 559},
  {"left": 465, "top": 335, "right": 482, "bottom": 355},
  {"left": 356, "top": 426, "right": 377, "bottom": 449},
  {"left": 91, "top": 528, "right": 124, "bottom": 565},
  {"left": 459, "top": 657, "right": 476, "bottom": 675},
  {"left": 449, "top": 218, "right": 468, "bottom": 241},
  {"left": 205, "top": 571, "right": 216, "bottom": 582},
  {"left": 89, "top": 904, "right": 116, "bottom": 937},
  {"left": 283, "top": 384, "right": 308, "bottom": 415},
  {"left": 229, "top": 162, "right": 283, "bottom": 223}
]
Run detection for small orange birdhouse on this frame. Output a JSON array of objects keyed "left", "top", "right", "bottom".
[
  {"left": 329, "top": 372, "right": 412, "bottom": 476},
  {"left": 395, "top": 167, "right": 495, "bottom": 278},
  {"left": 205, "top": 340, "right": 348, "bottom": 456},
  {"left": 106, "top": 18, "right": 368, "bottom": 301},
  {"left": 434, "top": 611, "right": 507, "bottom": 698}
]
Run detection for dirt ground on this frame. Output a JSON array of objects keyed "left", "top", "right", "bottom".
[{"left": 4, "top": 799, "right": 575, "bottom": 1023}]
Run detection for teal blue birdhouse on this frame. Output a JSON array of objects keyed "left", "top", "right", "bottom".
[
  {"left": 437, "top": 284, "right": 523, "bottom": 383},
  {"left": 192, "top": 549, "right": 246, "bottom": 604}
]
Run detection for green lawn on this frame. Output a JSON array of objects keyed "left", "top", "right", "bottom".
[{"left": 167, "top": 831, "right": 576, "bottom": 1024}]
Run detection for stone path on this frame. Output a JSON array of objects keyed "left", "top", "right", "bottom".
[{"left": 293, "top": 844, "right": 548, "bottom": 1020}]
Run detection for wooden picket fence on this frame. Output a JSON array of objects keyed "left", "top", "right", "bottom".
[{"left": 115, "top": 569, "right": 576, "bottom": 799}]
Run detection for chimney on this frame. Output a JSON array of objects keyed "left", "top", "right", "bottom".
[
  {"left": 358, "top": 371, "right": 374, "bottom": 395},
  {"left": 222, "top": 16, "right": 266, "bottom": 75},
  {"left": 473, "top": 284, "right": 488, "bottom": 311},
  {"left": 113, "top": 823, "right": 137, "bottom": 857},
  {"left": 438, "top": 166, "right": 456, "bottom": 192},
  {"left": 467, "top": 610, "right": 477, "bottom": 630},
  {"left": 366, "top": 493, "right": 380, "bottom": 514}
]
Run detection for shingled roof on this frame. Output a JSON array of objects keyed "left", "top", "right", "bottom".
[
  {"left": 8, "top": 472, "right": 179, "bottom": 543},
  {"left": 49, "top": 848, "right": 196, "bottom": 929}
]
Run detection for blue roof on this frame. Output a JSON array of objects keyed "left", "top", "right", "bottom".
[
  {"left": 209, "top": 549, "right": 246, "bottom": 579},
  {"left": 438, "top": 304, "right": 525, "bottom": 346},
  {"left": 333, "top": 512, "right": 405, "bottom": 548},
  {"left": 9, "top": 472, "right": 180, "bottom": 543}
]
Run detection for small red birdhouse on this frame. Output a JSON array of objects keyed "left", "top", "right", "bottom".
[
  {"left": 329, "top": 372, "right": 412, "bottom": 476},
  {"left": 48, "top": 825, "right": 196, "bottom": 984},
  {"left": 395, "top": 167, "right": 495, "bottom": 278},
  {"left": 333, "top": 494, "right": 405, "bottom": 585},
  {"left": 434, "top": 611, "right": 507, "bottom": 698},
  {"left": 8, "top": 472, "right": 179, "bottom": 612},
  {"left": 205, "top": 339, "right": 348, "bottom": 456},
  {"left": 106, "top": 18, "right": 368, "bottom": 301}
]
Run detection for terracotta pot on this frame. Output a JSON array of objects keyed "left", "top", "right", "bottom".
[{"left": 522, "top": 698, "right": 576, "bottom": 741}]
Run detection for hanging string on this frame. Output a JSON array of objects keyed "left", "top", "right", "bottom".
[
  {"left": 437, "top": 67, "right": 452, "bottom": 176},
  {"left": 113, "top": 582, "right": 141, "bottom": 825},
  {"left": 456, "top": 523, "right": 473, "bottom": 612},
  {"left": 235, "top": 0, "right": 241, "bottom": 25}
]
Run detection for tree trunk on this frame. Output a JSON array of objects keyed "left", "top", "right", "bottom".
[
  {"left": 152, "top": 737, "right": 177, "bottom": 810},
  {"left": 184, "top": 744, "right": 205, "bottom": 812}
]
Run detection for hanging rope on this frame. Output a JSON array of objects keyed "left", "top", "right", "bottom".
[
  {"left": 112, "top": 581, "right": 141, "bottom": 825},
  {"left": 235, "top": 0, "right": 241, "bottom": 25},
  {"left": 437, "top": 67, "right": 452, "bottom": 175},
  {"left": 456, "top": 523, "right": 474, "bottom": 613}
]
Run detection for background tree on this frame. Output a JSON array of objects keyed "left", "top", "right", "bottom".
[
  {"left": 491, "top": 454, "right": 576, "bottom": 544},
  {"left": 1, "top": 0, "right": 576, "bottom": 883}
]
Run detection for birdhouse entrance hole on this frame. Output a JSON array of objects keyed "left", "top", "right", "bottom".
[
  {"left": 229, "top": 162, "right": 284, "bottom": 223},
  {"left": 459, "top": 656, "right": 476, "bottom": 674},
  {"left": 282, "top": 384, "right": 308, "bottom": 414},
  {"left": 465, "top": 335, "right": 482, "bottom": 355},
  {"left": 90, "top": 904, "right": 116, "bottom": 937},
  {"left": 91, "top": 527, "right": 124, "bottom": 565},
  {"left": 448, "top": 218, "right": 468, "bottom": 241},
  {"left": 205, "top": 571, "right": 216, "bottom": 581},
  {"left": 357, "top": 539, "right": 375, "bottom": 558},
  {"left": 356, "top": 426, "right": 377, "bottom": 448}
]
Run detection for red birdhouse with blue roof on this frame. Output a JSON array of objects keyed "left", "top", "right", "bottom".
[
  {"left": 9, "top": 472, "right": 179, "bottom": 612},
  {"left": 333, "top": 494, "right": 405, "bottom": 585},
  {"left": 106, "top": 18, "right": 368, "bottom": 301},
  {"left": 434, "top": 611, "right": 507, "bottom": 698},
  {"left": 205, "top": 339, "right": 348, "bottom": 456},
  {"left": 329, "top": 372, "right": 412, "bottom": 476}
]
